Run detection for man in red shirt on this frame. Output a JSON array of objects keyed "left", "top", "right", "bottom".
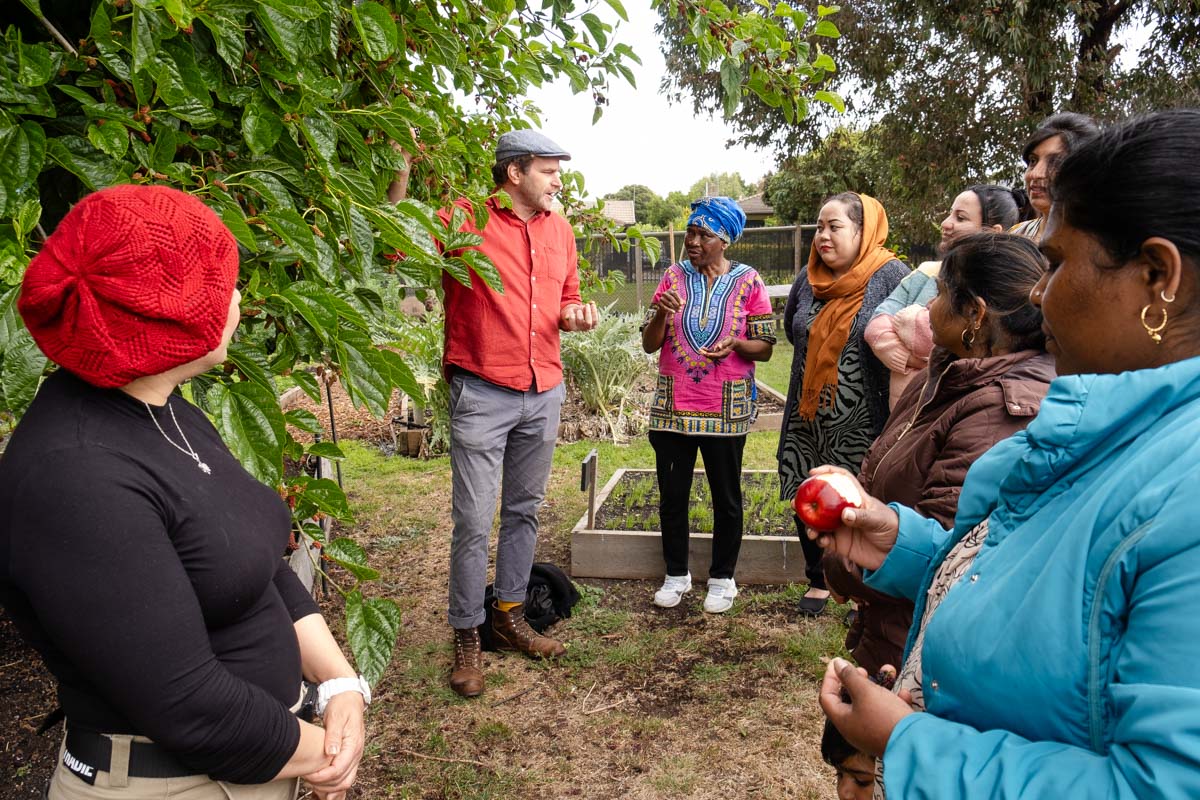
[{"left": 441, "top": 130, "right": 598, "bottom": 698}]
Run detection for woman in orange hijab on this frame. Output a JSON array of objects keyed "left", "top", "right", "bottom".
[{"left": 777, "top": 192, "right": 907, "bottom": 617}]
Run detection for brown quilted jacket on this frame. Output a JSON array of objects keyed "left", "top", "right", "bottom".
[{"left": 824, "top": 346, "right": 1056, "bottom": 673}]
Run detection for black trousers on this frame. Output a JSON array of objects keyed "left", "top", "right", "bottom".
[
  {"left": 794, "top": 514, "right": 827, "bottom": 590},
  {"left": 649, "top": 430, "right": 746, "bottom": 580}
]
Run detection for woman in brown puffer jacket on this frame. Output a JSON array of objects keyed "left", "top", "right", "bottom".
[{"left": 822, "top": 232, "right": 1056, "bottom": 674}]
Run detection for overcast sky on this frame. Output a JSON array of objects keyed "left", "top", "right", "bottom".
[{"left": 522, "top": 3, "right": 777, "bottom": 199}]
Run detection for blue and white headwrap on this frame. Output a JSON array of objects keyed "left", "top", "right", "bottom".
[{"left": 688, "top": 196, "right": 747, "bottom": 244}]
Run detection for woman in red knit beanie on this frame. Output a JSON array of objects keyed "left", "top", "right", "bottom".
[{"left": 0, "top": 185, "right": 365, "bottom": 800}]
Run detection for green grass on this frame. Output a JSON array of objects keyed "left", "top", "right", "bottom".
[{"left": 755, "top": 339, "right": 794, "bottom": 396}]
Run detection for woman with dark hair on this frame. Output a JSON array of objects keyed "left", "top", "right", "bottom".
[
  {"left": 643, "top": 197, "right": 775, "bottom": 614},
  {"left": 866, "top": 184, "right": 1028, "bottom": 408},
  {"left": 1009, "top": 111, "right": 1099, "bottom": 241},
  {"left": 824, "top": 232, "right": 1054, "bottom": 676},
  {"left": 778, "top": 192, "right": 907, "bottom": 616},
  {"left": 0, "top": 185, "right": 365, "bottom": 800},
  {"left": 814, "top": 109, "right": 1200, "bottom": 797}
]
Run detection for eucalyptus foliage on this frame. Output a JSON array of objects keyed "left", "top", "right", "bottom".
[{"left": 1, "top": 0, "right": 838, "bottom": 685}]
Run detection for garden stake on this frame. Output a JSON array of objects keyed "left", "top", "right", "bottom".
[{"left": 581, "top": 448, "right": 598, "bottom": 529}]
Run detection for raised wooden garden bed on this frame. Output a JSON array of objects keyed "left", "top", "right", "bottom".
[{"left": 571, "top": 467, "right": 808, "bottom": 584}]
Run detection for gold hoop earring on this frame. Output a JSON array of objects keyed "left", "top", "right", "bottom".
[
  {"left": 1161, "top": 290, "right": 1176, "bottom": 303},
  {"left": 1141, "top": 304, "right": 1168, "bottom": 344},
  {"left": 961, "top": 325, "right": 977, "bottom": 350}
]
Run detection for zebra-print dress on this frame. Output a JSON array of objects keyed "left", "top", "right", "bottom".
[{"left": 778, "top": 297, "right": 877, "bottom": 500}]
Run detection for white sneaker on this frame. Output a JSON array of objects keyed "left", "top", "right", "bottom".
[
  {"left": 703, "top": 578, "right": 738, "bottom": 613},
  {"left": 653, "top": 573, "right": 692, "bottom": 608}
]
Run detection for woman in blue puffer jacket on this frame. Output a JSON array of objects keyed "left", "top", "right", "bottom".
[{"left": 809, "top": 109, "right": 1200, "bottom": 798}]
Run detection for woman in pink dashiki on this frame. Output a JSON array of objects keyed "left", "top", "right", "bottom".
[{"left": 641, "top": 197, "right": 776, "bottom": 614}]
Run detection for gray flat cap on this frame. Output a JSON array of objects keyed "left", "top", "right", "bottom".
[{"left": 495, "top": 130, "right": 571, "bottom": 163}]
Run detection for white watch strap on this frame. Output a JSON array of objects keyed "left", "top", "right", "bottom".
[{"left": 314, "top": 675, "right": 371, "bottom": 715}]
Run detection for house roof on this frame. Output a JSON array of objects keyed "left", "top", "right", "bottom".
[
  {"left": 550, "top": 198, "right": 636, "bottom": 226},
  {"left": 738, "top": 192, "right": 773, "bottom": 216}
]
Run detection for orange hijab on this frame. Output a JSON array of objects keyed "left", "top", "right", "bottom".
[{"left": 797, "top": 194, "right": 898, "bottom": 419}]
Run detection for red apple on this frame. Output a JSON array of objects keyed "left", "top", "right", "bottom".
[{"left": 793, "top": 473, "right": 864, "bottom": 532}]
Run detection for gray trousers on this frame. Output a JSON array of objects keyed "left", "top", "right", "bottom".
[{"left": 447, "top": 372, "right": 563, "bottom": 629}]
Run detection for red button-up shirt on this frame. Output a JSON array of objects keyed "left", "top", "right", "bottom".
[{"left": 440, "top": 196, "right": 582, "bottom": 392}]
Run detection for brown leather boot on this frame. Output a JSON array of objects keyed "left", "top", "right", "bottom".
[
  {"left": 449, "top": 627, "right": 484, "bottom": 698},
  {"left": 490, "top": 602, "right": 566, "bottom": 658}
]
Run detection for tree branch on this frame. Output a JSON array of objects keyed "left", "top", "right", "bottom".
[{"left": 38, "top": 15, "right": 77, "bottom": 56}]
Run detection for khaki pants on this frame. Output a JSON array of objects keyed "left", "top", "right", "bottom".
[
  {"left": 48, "top": 733, "right": 299, "bottom": 800},
  {"left": 49, "top": 687, "right": 306, "bottom": 800}
]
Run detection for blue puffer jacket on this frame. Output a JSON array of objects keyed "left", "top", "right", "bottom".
[{"left": 865, "top": 354, "right": 1200, "bottom": 798}]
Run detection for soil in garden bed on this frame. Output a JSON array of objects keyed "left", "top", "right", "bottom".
[{"left": 593, "top": 470, "right": 793, "bottom": 537}]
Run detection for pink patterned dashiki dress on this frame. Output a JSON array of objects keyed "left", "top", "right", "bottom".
[{"left": 649, "top": 261, "right": 776, "bottom": 436}]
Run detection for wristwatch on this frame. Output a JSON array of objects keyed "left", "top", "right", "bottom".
[{"left": 314, "top": 674, "right": 372, "bottom": 715}]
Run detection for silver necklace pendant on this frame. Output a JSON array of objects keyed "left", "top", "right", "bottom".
[{"left": 146, "top": 400, "right": 212, "bottom": 476}]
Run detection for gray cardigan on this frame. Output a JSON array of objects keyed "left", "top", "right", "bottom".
[{"left": 779, "top": 259, "right": 909, "bottom": 442}]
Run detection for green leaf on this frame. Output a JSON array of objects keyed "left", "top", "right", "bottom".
[
  {"left": 818, "top": 3, "right": 839, "bottom": 17},
  {"left": 284, "top": 407, "right": 322, "bottom": 433},
  {"left": 132, "top": 6, "right": 168, "bottom": 74},
  {"left": 263, "top": 207, "right": 319, "bottom": 264},
  {"left": 242, "top": 102, "right": 282, "bottom": 155},
  {"left": 17, "top": 43, "right": 61, "bottom": 88},
  {"left": 345, "top": 592, "right": 401, "bottom": 688},
  {"left": 814, "top": 89, "right": 845, "bottom": 113},
  {"left": 0, "top": 120, "right": 46, "bottom": 217},
  {"left": 292, "top": 475, "right": 352, "bottom": 520},
  {"left": 378, "top": 349, "right": 423, "bottom": 404},
  {"left": 305, "top": 441, "right": 345, "bottom": 460},
  {"left": 13, "top": 198, "right": 41, "bottom": 240},
  {"left": 299, "top": 113, "right": 336, "bottom": 162},
  {"left": 813, "top": 19, "right": 840, "bottom": 37},
  {"left": 20, "top": 0, "right": 44, "bottom": 16},
  {"left": 335, "top": 326, "right": 391, "bottom": 417},
  {"left": 719, "top": 58, "right": 741, "bottom": 103},
  {"left": 0, "top": 331, "right": 47, "bottom": 415},
  {"left": 278, "top": 281, "right": 338, "bottom": 341},
  {"left": 163, "top": 0, "right": 197, "bottom": 28},
  {"left": 46, "top": 136, "right": 125, "bottom": 190},
  {"left": 812, "top": 52, "right": 836, "bottom": 71},
  {"left": 288, "top": 368, "right": 323, "bottom": 403},
  {"left": 216, "top": 201, "right": 257, "bottom": 251},
  {"left": 225, "top": 341, "right": 276, "bottom": 394},
  {"left": 149, "top": 126, "right": 177, "bottom": 172},
  {"left": 602, "top": 0, "right": 628, "bottom": 22},
  {"left": 210, "top": 380, "right": 286, "bottom": 484},
  {"left": 87, "top": 122, "right": 128, "bottom": 159},
  {"left": 198, "top": 12, "right": 246, "bottom": 69},
  {"left": 352, "top": 1, "right": 399, "bottom": 62},
  {"left": 581, "top": 13, "right": 608, "bottom": 50},
  {"left": 326, "top": 537, "right": 379, "bottom": 580}
]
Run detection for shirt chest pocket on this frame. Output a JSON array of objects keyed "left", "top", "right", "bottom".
[{"left": 532, "top": 241, "right": 565, "bottom": 281}]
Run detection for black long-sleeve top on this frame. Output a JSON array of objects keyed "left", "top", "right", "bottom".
[{"left": 0, "top": 370, "right": 320, "bottom": 783}]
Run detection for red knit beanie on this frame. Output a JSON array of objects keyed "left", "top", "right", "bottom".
[{"left": 18, "top": 184, "right": 240, "bottom": 388}]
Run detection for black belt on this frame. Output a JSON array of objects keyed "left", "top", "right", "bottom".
[{"left": 64, "top": 727, "right": 196, "bottom": 780}]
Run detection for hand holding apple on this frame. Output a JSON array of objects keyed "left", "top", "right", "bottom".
[
  {"left": 793, "top": 473, "right": 865, "bottom": 531},
  {"left": 796, "top": 467, "right": 900, "bottom": 571}
]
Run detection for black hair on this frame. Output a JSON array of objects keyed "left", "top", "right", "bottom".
[
  {"left": 1009, "top": 187, "right": 1037, "bottom": 222},
  {"left": 1021, "top": 112, "right": 1100, "bottom": 166},
  {"left": 822, "top": 191, "right": 864, "bottom": 228},
  {"left": 965, "top": 184, "right": 1023, "bottom": 229},
  {"left": 1052, "top": 109, "right": 1200, "bottom": 272},
  {"left": 940, "top": 232, "right": 1047, "bottom": 353},
  {"left": 490, "top": 154, "right": 534, "bottom": 188},
  {"left": 820, "top": 718, "right": 859, "bottom": 769}
]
